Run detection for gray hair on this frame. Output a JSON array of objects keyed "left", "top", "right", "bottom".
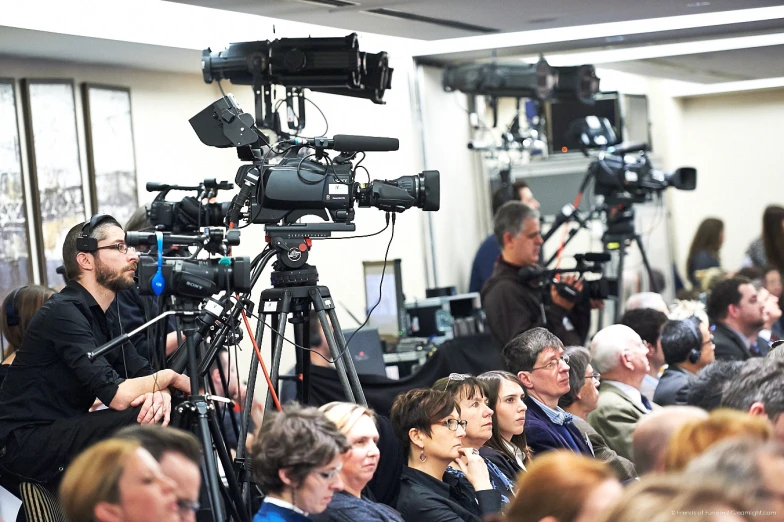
[
  {"left": 590, "top": 324, "right": 640, "bottom": 374},
  {"left": 721, "top": 358, "right": 784, "bottom": 422},
  {"left": 502, "top": 327, "right": 563, "bottom": 374},
  {"left": 684, "top": 438, "right": 784, "bottom": 505},
  {"left": 625, "top": 292, "right": 669, "bottom": 314},
  {"left": 559, "top": 346, "right": 591, "bottom": 409},
  {"left": 493, "top": 201, "right": 539, "bottom": 248}
]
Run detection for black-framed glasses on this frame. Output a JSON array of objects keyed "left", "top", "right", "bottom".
[
  {"left": 177, "top": 499, "right": 200, "bottom": 514},
  {"left": 314, "top": 465, "right": 342, "bottom": 481},
  {"left": 441, "top": 418, "right": 468, "bottom": 431},
  {"left": 532, "top": 354, "right": 570, "bottom": 372},
  {"left": 443, "top": 373, "right": 470, "bottom": 391},
  {"left": 94, "top": 243, "right": 135, "bottom": 254}
]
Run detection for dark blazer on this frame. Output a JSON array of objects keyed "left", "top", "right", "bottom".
[
  {"left": 712, "top": 323, "right": 769, "bottom": 361},
  {"left": 653, "top": 366, "right": 693, "bottom": 406},
  {"left": 479, "top": 446, "right": 523, "bottom": 482},
  {"left": 523, "top": 395, "right": 593, "bottom": 456},
  {"left": 395, "top": 467, "right": 500, "bottom": 522}
]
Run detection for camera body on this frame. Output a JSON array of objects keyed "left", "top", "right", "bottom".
[
  {"left": 520, "top": 253, "right": 618, "bottom": 304},
  {"left": 147, "top": 179, "right": 233, "bottom": 233},
  {"left": 137, "top": 256, "right": 251, "bottom": 299}
]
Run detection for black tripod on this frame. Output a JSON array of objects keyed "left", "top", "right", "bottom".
[{"left": 257, "top": 223, "right": 368, "bottom": 418}]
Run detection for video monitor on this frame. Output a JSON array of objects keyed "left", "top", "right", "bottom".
[{"left": 362, "top": 259, "right": 405, "bottom": 344}]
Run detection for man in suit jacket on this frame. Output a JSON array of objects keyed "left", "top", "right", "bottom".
[
  {"left": 502, "top": 328, "right": 593, "bottom": 456},
  {"left": 707, "top": 276, "right": 768, "bottom": 361},
  {"left": 654, "top": 317, "right": 716, "bottom": 406},
  {"left": 588, "top": 325, "right": 655, "bottom": 461}
]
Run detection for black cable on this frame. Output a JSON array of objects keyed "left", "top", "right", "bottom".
[{"left": 312, "top": 221, "right": 390, "bottom": 241}]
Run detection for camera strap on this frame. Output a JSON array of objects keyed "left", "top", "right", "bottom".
[{"left": 151, "top": 232, "right": 166, "bottom": 296}]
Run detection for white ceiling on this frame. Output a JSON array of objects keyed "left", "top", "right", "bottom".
[{"left": 1, "top": 0, "right": 784, "bottom": 86}]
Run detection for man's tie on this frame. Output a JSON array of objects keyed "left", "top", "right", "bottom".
[
  {"left": 750, "top": 341, "right": 760, "bottom": 356},
  {"left": 641, "top": 395, "right": 653, "bottom": 412}
]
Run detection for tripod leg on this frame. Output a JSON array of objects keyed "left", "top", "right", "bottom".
[
  {"left": 195, "top": 403, "right": 227, "bottom": 522},
  {"left": 207, "top": 407, "right": 248, "bottom": 522},
  {"left": 634, "top": 234, "right": 656, "bottom": 293},
  {"left": 263, "top": 292, "right": 292, "bottom": 423},
  {"left": 614, "top": 240, "right": 626, "bottom": 322},
  {"left": 325, "top": 307, "right": 368, "bottom": 407},
  {"left": 316, "top": 308, "right": 356, "bottom": 403}
]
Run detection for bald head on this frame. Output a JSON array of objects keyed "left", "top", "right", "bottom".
[
  {"left": 633, "top": 406, "right": 708, "bottom": 475},
  {"left": 625, "top": 292, "right": 669, "bottom": 315},
  {"left": 591, "top": 324, "right": 645, "bottom": 375}
]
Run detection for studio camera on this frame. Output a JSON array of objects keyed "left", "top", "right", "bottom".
[
  {"left": 568, "top": 116, "right": 696, "bottom": 204},
  {"left": 520, "top": 252, "right": 618, "bottom": 302},
  {"left": 189, "top": 97, "right": 440, "bottom": 228},
  {"left": 147, "top": 179, "right": 234, "bottom": 233}
]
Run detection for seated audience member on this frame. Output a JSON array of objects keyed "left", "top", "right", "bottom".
[
  {"left": 251, "top": 404, "right": 349, "bottom": 521},
  {"left": 664, "top": 408, "right": 772, "bottom": 472},
  {"left": 0, "top": 217, "right": 190, "bottom": 487},
  {"left": 587, "top": 325, "right": 654, "bottom": 461},
  {"left": 114, "top": 425, "right": 202, "bottom": 522},
  {"left": 390, "top": 388, "right": 502, "bottom": 522},
  {"left": 505, "top": 452, "right": 622, "bottom": 522},
  {"left": 618, "top": 307, "right": 668, "bottom": 403},
  {"left": 559, "top": 347, "right": 637, "bottom": 481},
  {"left": 623, "top": 292, "right": 669, "bottom": 314},
  {"left": 595, "top": 474, "right": 755, "bottom": 522},
  {"left": 311, "top": 402, "right": 403, "bottom": 522},
  {"left": 1, "top": 285, "right": 55, "bottom": 380},
  {"left": 469, "top": 180, "right": 539, "bottom": 294},
  {"left": 721, "top": 358, "right": 784, "bottom": 443},
  {"left": 654, "top": 316, "right": 715, "bottom": 406},
  {"left": 707, "top": 276, "right": 768, "bottom": 360},
  {"left": 632, "top": 406, "right": 707, "bottom": 475},
  {"left": 686, "top": 217, "right": 724, "bottom": 288},
  {"left": 59, "top": 438, "right": 180, "bottom": 522},
  {"left": 744, "top": 204, "right": 784, "bottom": 269},
  {"left": 434, "top": 375, "right": 515, "bottom": 505},
  {"left": 476, "top": 371, "right": 531, "bottom": 476},
  {"left": 762, "top": 266, "right": 783, "bottom": 297},
  {"left": 684, "top": 438, "right": 784, "bottom": 514},
  {"left": 685, "top": 361, "right": 744, "bottom": 411},
  {"left": 755, "top": 284, "right": 783, "bottom": 342},
  {"left": 502, "top": 328, "right": 592, "bottom": 456}
]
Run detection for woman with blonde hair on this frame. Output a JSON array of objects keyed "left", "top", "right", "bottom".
[
  {"left": 59, "top": 438, "right": 179, "bottom": 522},
  {"left": 505, "top": 451, "right": 621, "bottom": 522},
  {"left": 312, "top": 402, "right": 403, "bottom": 522},
  {"left": 664, "top": 408, "right": 773, "bottom": 471}
]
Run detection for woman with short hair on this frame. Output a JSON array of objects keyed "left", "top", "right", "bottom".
[
  {"left": 390, "top": 388, "right": 501, "bottom": 522},
  {"left": 311, "top": 402, "right": 403, "bottom": 522},
  {"left": 59, "top": 438, "right": 180, "bottom": 522},
  {"left": 251, "top": 404, "right": 350, "bottom": 521}
]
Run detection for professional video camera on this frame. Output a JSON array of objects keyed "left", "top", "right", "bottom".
[
  {"left": 147, "top": 179, "right": 234, "bottom": 233},
  {"left": 519, "top": 253, "right": 618, "bottom": 302},
  {"left": 201, "top": 33, "right": 392, "bottom": 134},
  {"left": 189, "top": 96, "right": 440, "bottom": 228}
]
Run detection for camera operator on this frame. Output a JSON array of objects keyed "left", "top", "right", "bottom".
[
  {"left": 0, "top": 215, "right": 190, "bottom": 487},
  {"left": 481, "top": 201, "right": 592, "bottom": 347}
]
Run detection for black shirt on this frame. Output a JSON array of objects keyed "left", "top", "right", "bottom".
[
  {"left": 109, "top": 285, "right": 176, "bottom": 365},
  {"left": 0, "top": 280, "right": 152, "bottom": 442}
]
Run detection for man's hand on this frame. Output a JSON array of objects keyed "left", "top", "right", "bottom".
[
  {"left": 131, "top": 389, "right": 172, "bottom": 426},
  {"left": 170, "top": 372, "right": 192, "bottom": 394},
  {"left": 551, "top": 275, "right": 584, "bottom": 311}
]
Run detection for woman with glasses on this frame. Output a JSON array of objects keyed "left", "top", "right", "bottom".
[
  {"left": 311, "top": 402, "right": 403, "bottom": 522},
  {"left": 434, "top": 374, "right": 515, "bottom": 506},
  {"left": 558, "top": 347, "right": 637, "bottom": 481},
  {"left": 251, "top": 404, "right": 350, "bottom": 521},
  {"left": 476, "top": 371, "right": 531, "bottom": 478},
  {"left": 390, "top": 388, "right": 502, "bottom": 522}
]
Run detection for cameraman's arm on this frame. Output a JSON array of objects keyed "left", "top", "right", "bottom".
[{"left": 110, "top": 369, "right": 190, "bottom": 410}]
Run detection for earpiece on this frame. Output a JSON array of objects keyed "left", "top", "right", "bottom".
[
  {"left": 4, "top": 287, "right": 24, "bottom": 327},
  {"left": 76, "top": 213, "right": 111, "bottom": 253},
  {"left": 683, "top": 317, "right": 702, "bottom": 364}
]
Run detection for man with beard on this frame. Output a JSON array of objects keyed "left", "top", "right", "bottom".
[
  {"left": 0, "top": 215, "right": 190, "bottom": 487},
  {"left": 706, "top": 276, "right": 769, "bottom": 360}
]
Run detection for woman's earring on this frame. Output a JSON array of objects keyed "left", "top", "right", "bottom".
[{"left": 419, "top": 448, "right": 427, "bottom": 462}]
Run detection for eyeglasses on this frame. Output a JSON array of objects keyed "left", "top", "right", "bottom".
[
  {"left": 585, "top": 372, "right": 601, "bottom": 381},
  {"left": 532, "top": 354, "right": 570, "bottom": 372},
  {"left": 94, "top": 243, "right": 135, "bottom": 254},
  {"left": 177, "top": 499, "right": 200, "bottom": 514},
  {"left": 442, "top": 373, "right": 470, "bottom": 391},
  {"left": 441, "top": 418, "right": 468, "bottom": 431},
  {"left": 314, "top": 465, "right": 342, "bottom": 481}
]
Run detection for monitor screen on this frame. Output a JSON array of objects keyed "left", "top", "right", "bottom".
[
  {"left": 546, "top": 93, "right": 622, "bottom": 154},
  {"left": 363, "top": 259, "right": 404, "bottom": 344}
]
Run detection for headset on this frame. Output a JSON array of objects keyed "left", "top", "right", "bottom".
[
  {"left": 682, "top": 316, "right": 703, "bottom": 364},
  {"left": 4, "top": 287, "right": 24, "bottom": 327},
  {"left": 76, "top": 213, "right": 112, "bottom": 253}
]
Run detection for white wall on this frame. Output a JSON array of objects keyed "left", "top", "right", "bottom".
[{"left": 669, "top": 87, "right": 784, "bottom": 274}]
